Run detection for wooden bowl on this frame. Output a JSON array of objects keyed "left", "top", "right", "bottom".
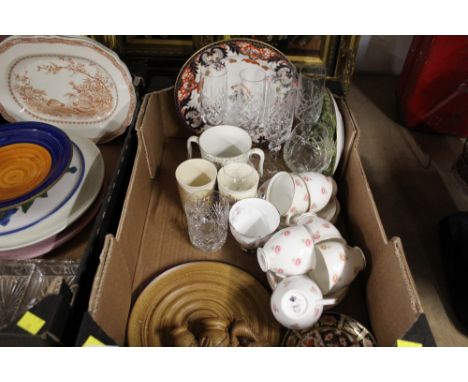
[{"left": 127, "top": 261, "right": 281, "bottom": 346}]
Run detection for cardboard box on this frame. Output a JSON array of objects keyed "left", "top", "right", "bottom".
[{"left": 78, "top": 88, "right": 435, "bottom": 347}]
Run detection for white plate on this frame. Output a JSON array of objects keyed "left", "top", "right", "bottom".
[
  {"left": 0, "top": 133, "right": 104, "bottom": 250},
  {"left": 0, "top": 180, "right": 106, "bottom": 260},
  {"left": 0, "top": 35, "right": 136, "bottom": 143},
  {"left": 330, "top": 92, "right": 345, "bottom": 174}
]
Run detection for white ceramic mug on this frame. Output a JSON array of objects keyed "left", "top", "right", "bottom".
[
  {"left": 308, "top": 241, "right": 366, "bottom": 294},
  {"left": 299, "top": 172, "right": 336, "bottom": 213},
  {"left": 257, "top": 225, "right": 316, "bottom": 277},
  {"left": 260, "top": 172, "right": 309, "bottom": 225},
  {"left": 217, "top": 163, "right": 259, "bottom": 202},
  {"left": 270, "top": 275, "right": 335, "bottom": 330},
  {"left": 229, "top": 198, "right": 280, "bottom": 251},
  {"left": 187, "top": 125, "right": 265, "bottom": 176},
  {"left": 175, "top": 158, "right": 217, "bottom": 204}
]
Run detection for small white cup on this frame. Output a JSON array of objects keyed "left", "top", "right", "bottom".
[
  {"left": 175, "top": 158, "right": 217, "bottom": 204},
  {"left": 187, "top": 125, "right": 265, "bottom": 175},
  {"left": 309, "top": 241, "right": 366, "bottom": 294},
  {"left": 229, "top": 198, "right": 280, "bottom": 251},
  {"left": 259, "top": 172, "right": 309, "bottom": 225},
  {"left": 257, "top": 225, "right": 316, "bottom": 277},
  {"left": 299, "top": 172, "right": 336, "bottom": 213},
  {"left": 217, "top": 163, "right": 259, "bottom": 202},
  {"left": 293, "top": 215, "right": 344, "bottom": 244},
  {"left": 271, "top": 275, "right": 335, "bottom": 330}
]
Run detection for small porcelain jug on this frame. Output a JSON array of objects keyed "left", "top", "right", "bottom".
[{"left": 270, "top": 275, "right": 335, "bottom": 330}]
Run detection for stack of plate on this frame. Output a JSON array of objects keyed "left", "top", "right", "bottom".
[
  {"left": 0, "top": 121, "right": 105, "bottom": 259},
  {"left": 0, "top": 35, "right": 138, "bottom": 260}
]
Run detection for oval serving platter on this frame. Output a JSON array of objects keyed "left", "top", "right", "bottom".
[
  {"left": 0, "top": 121, "right": 72, "bottom": 212},
  {"left": 175, "top": 38, "right": 295, "bottom": 143},
  {"left": 0, "top": 35, "right": 136, "bottom": 143},
  {"left": 0, "top": 133, "right": 104, "bottom": 251}
]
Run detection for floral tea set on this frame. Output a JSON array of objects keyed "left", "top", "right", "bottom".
[{"left": 172, "top": 39, "right": 369, "bottom": 338}]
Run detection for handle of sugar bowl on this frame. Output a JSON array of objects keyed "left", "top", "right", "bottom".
[
  {"left": 248, "top": 148, "right": 265, "bottom": 177},
  {"left": 186, "top": 136, "right": 200, "bottom": 159}
]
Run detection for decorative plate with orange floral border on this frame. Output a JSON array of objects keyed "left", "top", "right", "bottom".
[
  {"left": 175, "top": 38, "right": 295, "bottom": 143},
  {"left": 282, "top": 312, "right": 377, "bottom": 347}
]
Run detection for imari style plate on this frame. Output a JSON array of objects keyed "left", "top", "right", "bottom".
[
  {"left": 282, "top": 312, "right": 377, "bottom": 347},
  {"left": 0, "top": 121, "right": 72, "bottom": 212},
  {"left": 0, "top": 35, "right": 136, "bottom": 143},
  {"left": 0, "top": 133, "right": 104, "bottom": 251},
  {"left": 175, "top": 38, "right": 295, "bottom": 143}
]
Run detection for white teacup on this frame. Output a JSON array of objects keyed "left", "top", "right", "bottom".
[
  {"left": 187, "top": 125, "right": 265, "bottom": 176},
  {"left": 229, "top": 198, "right": 280, "bottom": 251},
  {"left": 317, "top": 197, "right": 340, "bottom": 223},
  {"left": 257, "top": 225, "right": 315, "bottom": 277},
  {"left": 299, "top": 172, "right": 337, "bottom": 213},
  {"left": 270, "top": 275, "right": 335, "bottom": 330},
  {"left": 309, "top": 241, "right": 366, "bottom": 294},
  {"left": 293, "top": 215, "right": 345, "bottom": 244},
  {"left": 259, "top": 172, "right": 309, "bottom": 225},
  {"left": 175, "top": 159, "right": 217, "bottom": 204},
  {"left": 217, "top": 163, "right": 259, "bottom": 202}
]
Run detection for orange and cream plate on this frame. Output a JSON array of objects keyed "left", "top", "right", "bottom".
[{"left": 0, "top": 143, "right": 51, "bottom": 202}]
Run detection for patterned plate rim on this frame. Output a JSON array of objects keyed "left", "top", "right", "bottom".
[
  {"left": 281, "top": 311, "right": 377, "bottom": 347},
  {"left": 0, "top": 35, "right": 137, "bottom": 143},
  {"left": 0, "top": 122, "right": 73, "bottom": 212},
  {"left": 0, "top": 141, "right": 84, "bottom": 236},
  {"left": 174, "top": 37, "right": 295, "bottom": 135}
]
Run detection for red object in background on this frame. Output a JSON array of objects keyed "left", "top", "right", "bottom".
[{"left": 396, "top": 36, "right": 468, "bottom": 137}]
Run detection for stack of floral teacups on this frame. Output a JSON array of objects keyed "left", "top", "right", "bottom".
[
  {"left": 256, "top": 215, "right": 366, "bottom": 330},
  {"left": 257, "top": 171, "right": 340, "bottom": 225}
]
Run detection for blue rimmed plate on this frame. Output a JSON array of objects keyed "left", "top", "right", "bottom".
[
  {"left": 0, "top": 121, "right": 72, "bottom": 211},
  {"left": 0, "top": 133, "right": 104, "bottom": 250}
]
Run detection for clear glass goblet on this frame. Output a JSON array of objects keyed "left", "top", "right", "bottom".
[{"left": 283, "top": 121, "right": 335, "bottom": 174}]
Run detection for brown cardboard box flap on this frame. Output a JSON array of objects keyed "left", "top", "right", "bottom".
[
  {"left": 337, "top": 98, "right": 359, "bottom": 179},
  {"left": 367, "top": 237, "right": 423, "bottom": 346},
  {"left": 89, "top": 234, "right": 132, "bottom": 344}
]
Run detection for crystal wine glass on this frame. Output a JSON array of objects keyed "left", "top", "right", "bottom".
[
  {"left": 294, "top": 64, "right": 327, "bottom": 124},
  {"left": 262, "top": 72, "right": 297, "bottom": 179},
  {"left": 200, "top": 66, "right": 227, "bottom": 126}
]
